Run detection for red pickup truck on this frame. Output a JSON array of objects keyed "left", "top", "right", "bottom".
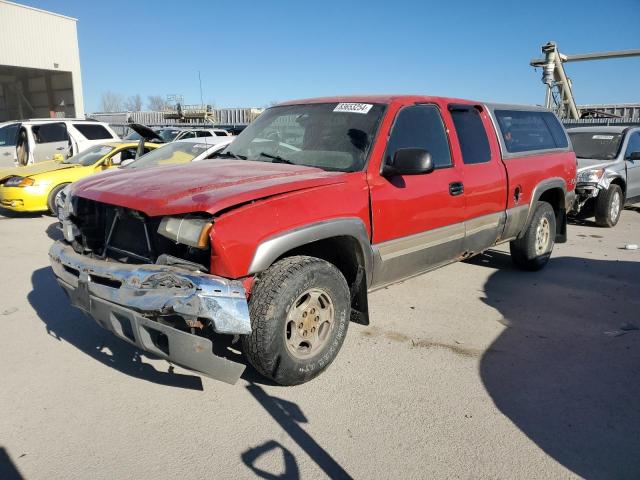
[{"left": 51, "top": 95, "right": 576, "bottom": 385}]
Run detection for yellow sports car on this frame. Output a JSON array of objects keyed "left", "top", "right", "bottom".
[{"left": 0, "top": 141, "right": 158, "bottom": 214}]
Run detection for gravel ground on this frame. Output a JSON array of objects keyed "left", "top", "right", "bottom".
[{"left": 0, "top": 207, "right": 639, "bottom": 479}]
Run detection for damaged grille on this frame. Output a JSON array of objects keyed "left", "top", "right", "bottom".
[{"left": 70, "top": 198, "right": 211, "bottom": 270}]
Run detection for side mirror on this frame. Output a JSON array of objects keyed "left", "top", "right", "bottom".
[
  {"left": 629, "top": 151, "right": 640, "bottom": 161},
  {"left": 382, "top": 148, "right": 434, "bottom": 177}
]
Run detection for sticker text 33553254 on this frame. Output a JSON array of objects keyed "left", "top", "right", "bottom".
[{"left": 333, "top": 103, "right": 373, "bottom": 114}]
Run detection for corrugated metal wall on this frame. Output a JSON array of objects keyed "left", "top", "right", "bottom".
[{"left": 0, "top": 1, "right": 84, "bottom": 117}]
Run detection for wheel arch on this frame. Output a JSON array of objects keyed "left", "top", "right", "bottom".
[
  {"left": 247, "top": 218, "right": 373, "bottom": 324},
  {"left": 609, "top": 176, "right": 626, "bottom": 199},
  {"left": 522, "top": 178, "right": 568, "bottom": 243}
]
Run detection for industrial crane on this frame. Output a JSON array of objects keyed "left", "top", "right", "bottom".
[{"left": 530, "top": 42, "right": 640, "bottom": 119}]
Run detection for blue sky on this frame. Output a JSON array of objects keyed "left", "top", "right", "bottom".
[{"left": 20, "top": 0, "right": 640, "bottom": 113}]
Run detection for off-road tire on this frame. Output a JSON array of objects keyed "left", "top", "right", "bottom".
[
  {"left": 595, "top": 184, "right": 623, "bottom": 228},
  {"left": 242, "top": 255, "right": 350, "bottom": 386},
  {"left": 47, "top": 183, "right": 69, "bottom": 216},
  {"left": 510, "top": 201, "right": 556, "bottom": 271}
]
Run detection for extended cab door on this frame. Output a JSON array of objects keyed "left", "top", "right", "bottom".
[
  {"left": 31, "top": 123, "right": 70, "bottom": 162},
  {"left": 624, "top": 131, "right": 640, "bottom": 200},
  {"left": 368, "top": 103, "right": 466, "bottom": 287},
  {"left": 448, "top": 104, "right": 508, "bottom": 254}
]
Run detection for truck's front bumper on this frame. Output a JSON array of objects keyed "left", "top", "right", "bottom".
[{"left": 48, "top": 241, "right": 251, "bottom": 384}]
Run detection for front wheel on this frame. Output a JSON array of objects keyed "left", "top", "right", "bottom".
[
  {"left": 595, "top": 184, "right": 623, "bottom": 228},
  {"left": 47, "top": 183, "right": 70, "bottom": 216},
  {"left": 510, "top": 201, "right": 556, "bottom": 271},
  {"left": 242, "top": 256, "right": 351, "bottom": 386}
]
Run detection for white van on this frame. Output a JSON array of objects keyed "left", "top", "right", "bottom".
[{"left": 0, "top": 119, "right": 119, "bottom": 168}]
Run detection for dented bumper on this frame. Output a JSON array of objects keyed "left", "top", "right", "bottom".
[{"left": 48, "top": 241, "right": 251, "bottom": 384}]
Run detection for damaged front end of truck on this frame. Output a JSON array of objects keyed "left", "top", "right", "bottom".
[{"left": 51, "top": 192, "right": 251, "bottom": 384}]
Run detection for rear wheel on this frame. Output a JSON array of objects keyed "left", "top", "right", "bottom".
[
  {"left": 242, "top": 255, "right": 350, "bottom": 386},
  {"left": 595, "top": 184, "right": 623, "bottom": 228},
  {"left": 47, "top": 183, "right": 69, "bottom": 216},
  {"left": 510, "top": 201, "right": 556, "bottom": 271}
]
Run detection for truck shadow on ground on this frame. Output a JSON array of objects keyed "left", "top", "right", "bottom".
[
  {"left": 469, "top": 251, "right": 640, "bottom": 479},
  {"left": 0, "top": 448, "right": 24, "bottom": 480},
  {"left": 28, "top": 267, "right": 205, "bottom": 390},
  {"left": 240, "top": 383, "right": 352, "bottom": 480},
  {"left": 28, "top": 267, "right": 276, "bottom": 389},
  {"left": 45, "top": 221, "right": 63, "bottom": 241}
]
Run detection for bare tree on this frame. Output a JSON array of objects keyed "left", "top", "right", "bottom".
[
  {"left": 147, "top": 95, "right": 168, "bottom": 111},
  {"left": 100, "top": 91, "right": 124, "bottom": 112},
  {"left": 124, "top": 94, "right": 142, "bottom": 112}
]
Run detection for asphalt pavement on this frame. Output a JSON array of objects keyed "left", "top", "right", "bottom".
[{"left": 0, "top": 207, "right": 639, "bottom": 479}]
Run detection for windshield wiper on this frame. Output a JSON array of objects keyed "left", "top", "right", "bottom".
[
  {"left": 212, "top": 150, "right": 247, "bottom": 160},
  {"left": 257, "top": 152, "right": 295, "bottom": 164}
]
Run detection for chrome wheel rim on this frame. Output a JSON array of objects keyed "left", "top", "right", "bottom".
[
  {"left": 535, "top": 217, "right": 551, "bottom": 255},
  {"left": 284, "top": 288, "right": 334, "bottom": 359},
  {"left": 610, "top": 191, "right": 621, "bottom": 221}
]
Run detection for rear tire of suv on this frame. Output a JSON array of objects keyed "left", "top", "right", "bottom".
[
  {"left": 242, "top": 255, "right": 350, "bottom": 386},
  {"left": 47, "top": 183, "right": 69, "bottom": 216},
  {"left": 594, "top": 184, "right": 623, "bottom": 228},
  {"left": 510, "top": 201, "right": 556, "bottom": 271}
]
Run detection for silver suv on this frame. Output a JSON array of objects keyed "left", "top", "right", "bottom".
[{"left": 569, "top": 126, "right": 640, "bottom": 227}]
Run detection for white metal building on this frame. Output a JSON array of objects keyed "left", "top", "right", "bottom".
[{"left": 0, "top": 0, "right": 83, "bottom": 121}]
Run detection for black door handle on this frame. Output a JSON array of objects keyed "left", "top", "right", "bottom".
[{"left": 449, "top": 182, "right": 464, "bottom": 196}]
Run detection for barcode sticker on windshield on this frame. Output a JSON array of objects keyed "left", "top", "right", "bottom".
[
  {"left": 333, "top": 103, "right": 373, "bottom": 114},
  {"left": 592, "top": 135, "right": 615, "bottom": 140}
]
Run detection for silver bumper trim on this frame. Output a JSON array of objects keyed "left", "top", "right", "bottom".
[
  {"left": 48, "top": 241, "right": 251, "bottom": 335},
  {"left": 49, "top": 241, "right": 252, "bottom": 384}
]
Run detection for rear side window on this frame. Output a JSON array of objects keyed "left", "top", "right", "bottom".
[
  {"left": 386, "top": 105, "right": 452, "bottom": 168},
  {"left": 214, "top": 131, "right": 228, "bottom": 137},
  {"left": 73, "top": 123, "right": 113, "bottom": 140},
  {"left": 541, "top": 113, "right": 568, "bottom": 148},
  {"left": 495, "top": 110, "right": 566, "bottom": 153},
  {"left": 449, "top": 106, "right": 491, "bottom": 164},
  {"left": 196, "top": 131, "right": 212, "bottom": 137},
  {"left": 33, "top": 123, "right": 68, "bottom": 143},
  {"left": 0, "top": 124, "right": 18, "bottom": 146}
]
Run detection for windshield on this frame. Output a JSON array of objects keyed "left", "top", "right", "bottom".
[
  {"left": 126, "top": 142, "right": 211, "bottom": 169},
  {"left": 568, "top": 132, "right": 623, "bottom": 160},
  {"left": 63, "top": 145, "right": 113, "bottom": 166},
  {"left": 219, "top": 102, "right": 385, "bottom": 172},
  {"left": 157, "top": 129, "right": 181, "bottom": 142},
  {"left": 124, "top": 130, "right": 143, "bottom": 140}
]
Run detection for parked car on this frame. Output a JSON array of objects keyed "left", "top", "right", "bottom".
[
  {"left": 51, "top": 95, "right": 576, "bottom": 386},
  {"left": 0, "top": 119, "right": 119, "bottom": 168},
  {"left": 0, "top": 141, "right": 158, "bottom": 214},
  {"left": 53, "top": 137, "right": 233, "bottom": 219},
  {"left": 119, "top": 136, "right": 234, "bottom": 168},
  {"left": 568, "top": 126, "right": 640, "bottom": 227},
  {"left": 124, "top": 124, "right": 232, "bottom": 143}
]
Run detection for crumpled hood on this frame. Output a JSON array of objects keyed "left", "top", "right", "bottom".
[
  {"left": 70, "top": 160, "right": 347, "bottom": 217},
  {"left": 0, "top": 161, "right": 75, "bottom": 180},
  {"left": 576, "top": 157, "right": 616, "bottom": 172}
]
